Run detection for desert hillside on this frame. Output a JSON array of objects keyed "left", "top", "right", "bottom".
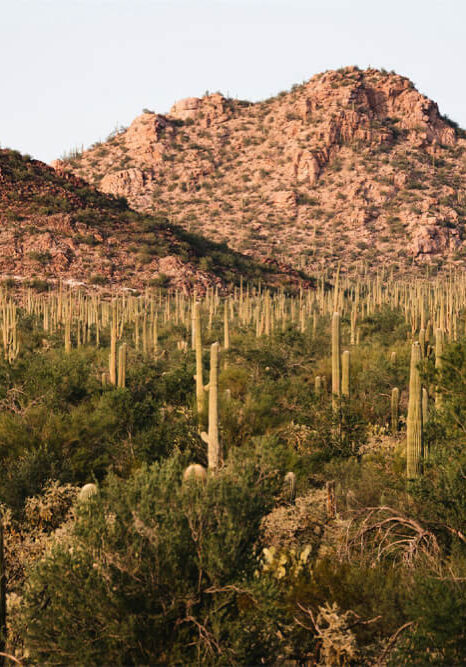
[
  {"left": 0, "top": 148, "right": 301, "bottom": 290},
  {"left": 54, "top": 66, "right": 466, "bottom": 273}
]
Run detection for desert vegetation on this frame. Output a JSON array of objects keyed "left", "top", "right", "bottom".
[{"left": 0, "top": 270, "right": 463, "bottom": 664}]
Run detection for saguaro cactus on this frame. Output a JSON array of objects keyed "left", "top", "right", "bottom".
[
  {"left": 435, "top": 328, "right": 444, "bottom": 409},
  {"left": 64, "top": 317, "right": 72, "bottom": 353},
  {"left": 391, "top": 387, "right": 400, "bottom": 435},
  {"left": 109, "top": 305, "right": 117, "bottom": 385},
  {"left": 193, "top": 302, "right": 205, "bottom": 415},
  {"left": 201, "top": 342, "right": 221, "bottom": 470},
  {"left": 350, "top": 305, "right": 357, "bottom": 345},
  {"left": 224, "top": 300, "right": 230, "bottom": 350},
  {"left": 0, "top": 515, "right": 5, "bottom": 661},
  {"left": 284, "top": 472, "right": 296, "bottom": 503},
  {"left": 341, "top": 350, "right": 350, "bottom": 397},
  {"left": 419, "top": 328, "right": 426, "bottom": 358},
  {"left": 407, "top": 342, "right": 423, "bottom": 479},
  {"left": 117, "top": 343, "right": 127, "bottom": 388},
  {"left": 332, "top": 312, "right": 341, "bottom": 411},
  {"left": 264, "top": 293, "right": 271, "bottom": 337},
  {"left": 152, "top": 316, "right": 158, "bottom": 353},
  {"left": 315, "top": 375, "right": 322, "bottom": 395}
]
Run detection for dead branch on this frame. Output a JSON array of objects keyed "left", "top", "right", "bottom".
[
  {"left": 177, "top": 615, "right": 221, "bottom": 657},
  {"left": 438, "top": 524, "right": 466, "bottom": 544},
  {"left": 346, "top": 613, "right": 382, "bottom": 630},
  {"left": 0, "top": 652, "right": 24, "bottom": 666},
  {"left": 341, "top": 506, "right": 440, "bottom": 565},
  {"left": 376, "top": 621, "right": 415, "bottom": 665},
  {"left": 204, "top": 584, "right": 258, "bottom": 604}
]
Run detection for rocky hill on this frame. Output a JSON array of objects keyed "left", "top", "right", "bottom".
[
  {"left": 54, "top": 67, "right": 466, "bottom": 273},
  {"left": 0, "top": 148, "right": 302, "bottom": 291}
]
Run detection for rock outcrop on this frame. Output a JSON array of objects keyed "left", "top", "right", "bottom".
[{"left": 55, "top": 67, "right": 466, "bottom": 273}]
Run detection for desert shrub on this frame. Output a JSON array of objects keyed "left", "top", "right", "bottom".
[
  {"left": 0, "top": 349, "right": 208, "bottom": 509},
  {"left": 393, "top": 573, "right": 466, "bottom": 665},
  {"left": 89, "top": 274, "right": 108, "bottom": 285},
  {"left": 18, "top": 454, "right": 278, "bottom": 664}
]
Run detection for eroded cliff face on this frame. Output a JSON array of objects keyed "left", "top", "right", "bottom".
[{"left": 54, "top": 67, "right": 466, "bottom": 272}]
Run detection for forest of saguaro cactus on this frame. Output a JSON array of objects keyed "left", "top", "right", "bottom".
[{"left": 0, "top": 271, "right": 464, "bottom": 665}]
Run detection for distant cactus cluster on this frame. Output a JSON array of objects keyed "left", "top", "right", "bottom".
[{"left": 0, "top": 268, "right": 458, "bottom": 496}]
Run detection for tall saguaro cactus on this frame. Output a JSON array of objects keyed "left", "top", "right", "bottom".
[
  {"left": 0, "top": 515, "right": 5, "bottom": 663},
  {"left": 201, "top": 342, "right": 221, "bottom": 470},
  {"left": 435, "top": 328, "right": 444, "bottom": 409},
  {"left": 341, "top": 350, "right": 350, "bottom": 397},
  {"left": 407, "top": 342, "right": 423, "bottom": 479},
  {"left": 193, "top": 302, "right": 205, "bottom": 415},
  {"left": 64, "top": 316, "right": 71, "bottom": 353},
  {"left": 419, "top": 328, "right": 426, "bottom": 358},
  {"left": 117, "top": 343, "right": 127, "bottom": 388},
  {"left": 152, "top": 315, "right": 158, "bottom": 354},
  {"left": 391, "top": 387, "right": 400, "bottom": 435},
  {"left": 332, "top": 312, "right": 341, "bottom": 411},
  {"left": 350, "top": 305, "right": 357, "bottom": 345},
  {"left": 224, "top": 300, "right": 230, "bottom": 350},
  {"left": 109, "top": 304, "right": 117, "bottom": 386}
]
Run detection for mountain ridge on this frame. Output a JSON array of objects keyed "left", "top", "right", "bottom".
[{"left": 53, "top": 66, "right": 466, "bottom": 273}]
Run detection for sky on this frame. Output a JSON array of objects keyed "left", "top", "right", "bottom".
[{"left": 1, "top": 0, "right": 465, "bottom": 164}]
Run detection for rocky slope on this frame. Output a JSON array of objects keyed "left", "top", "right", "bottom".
[
  {"left": 0, "top": 149, "right": 299, "bottom": 291},
  {"left": 54, "top": 67, "right": 466, "bottom": 273}
]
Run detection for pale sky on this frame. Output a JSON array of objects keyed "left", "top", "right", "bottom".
[{"left": 1, "top": 0, "right": 465, "bottom": 164}]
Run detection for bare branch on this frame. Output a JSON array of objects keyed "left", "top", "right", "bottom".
[
  {"left": 376, "top": 621, "right": 415, "bottom": 665},
  {"left": 340, "top": 506, "right": 439, "bottom": 566},
  {"left": 0, "top": 652, "right": 24, "bottom": 666}
]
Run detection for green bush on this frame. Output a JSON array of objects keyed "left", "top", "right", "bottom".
[{"left": 19, "top": 454, "right": 277, "bottom": 664}]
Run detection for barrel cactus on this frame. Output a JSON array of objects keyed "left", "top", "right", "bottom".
[
  {"left": 78, "top": 483, "right": 98, "bottom": 502},
  {"left": 183, "top": 464, "right": 207, "bottom": 483}
]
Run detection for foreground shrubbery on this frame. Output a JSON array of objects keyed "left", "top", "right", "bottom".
[{"left": 19, "top": 455, "right": 279, "bottom": 664}]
